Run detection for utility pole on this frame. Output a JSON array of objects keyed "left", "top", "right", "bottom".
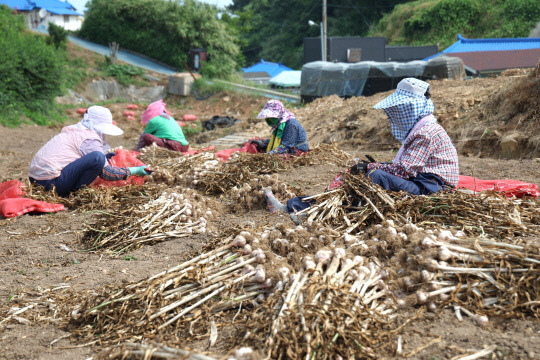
[{"left": 322, "top": 0, "right": 327, "bottom": 62}]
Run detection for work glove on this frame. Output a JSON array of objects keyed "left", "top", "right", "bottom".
[
  {"left": 349, "top": 162, "right": 368, "bottom": 175},
  {"left": 250, "top": 140, "right": 268, "bottom": 153},
  {"left": 105, "top": 152, "right": 117, "bottom": 160},
  {"left": 129, "top": 166, "right": 151, "bottom": 176}
]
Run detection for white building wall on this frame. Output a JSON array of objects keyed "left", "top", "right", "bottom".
[
  {"left": 44, "top": 14, "right": 83, "bottom": 31},
  {"left": 20, "top": 10, "right": 83, "bottom": 31}
]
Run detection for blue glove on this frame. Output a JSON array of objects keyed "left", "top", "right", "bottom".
[
  {"left": 129, "top": 166, "right": 150, "bottom": 176},
  {"left": 105, "top": 152, "right": 117, "bottom": 160}
]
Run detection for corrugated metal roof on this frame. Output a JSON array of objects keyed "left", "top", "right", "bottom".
[
  {"left": 46, "top": 6, "right": 80, "bottom": 15},
  {"left": 446, "top": 49, "right": 540, "bottom": 72},
  {"left": 444, "top": 34, "right": 540, "bottom": 53},
  {"left": 0, "top": 0, "right": 81, "bottom": 15},
  {"left": 242, "top": 59, "right": 293, "bottom": 78},
  {"left": 0, "top": 0, "right": 34, "bottom": 11},
  {"left": 425, "top": 34, "right": 540, "bottom": 60},
  {"left": 33, "top": 0, "right": 74, "bottom": 10}
]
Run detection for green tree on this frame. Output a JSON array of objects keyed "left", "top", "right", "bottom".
[
  {"left": 0, "top": 5, "right": 65, "bottom": 126},
  {"left": 371, "top": 0, "right": 540, "bottom": 49},
  {"left": 79, "top": 0, "right": 240, "bottom": 78},
  {"left": 228, "top": 0, "right": 409, "bottom": 69},
  {"left": 47, "top": 22, "right": 68, "bottom": 49}
]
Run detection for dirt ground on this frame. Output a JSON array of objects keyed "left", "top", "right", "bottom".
[{"left": 1, "top": 67, "right": 539, "bottom": 360}]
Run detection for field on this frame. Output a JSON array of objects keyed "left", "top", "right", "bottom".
[{"left": 0, "top": 66, "right": 539, "bottom": 360}]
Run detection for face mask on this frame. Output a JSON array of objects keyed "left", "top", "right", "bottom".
[{"left": 266, "top": 118, "right": 279, "bottom": 126}]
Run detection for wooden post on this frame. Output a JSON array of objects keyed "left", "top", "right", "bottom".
[{"left": 109, "top": 42, "right": 119, "bottom": 64}]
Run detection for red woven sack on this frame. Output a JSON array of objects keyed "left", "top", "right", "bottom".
[
  {"left": 0, "top": 180, "right": 65, "bottom": 218},
  {"left": 0, "top": 198, "right": 65, "bottom": 218},
  {"left": 182, "top": 114, "right": 197, "bottom": 122},
  {"left": 90, "top": 149, "right": 146, "bottom": 188},
  {"left": 215, "top": 141, "right": 258, "bottom": 162},
  {"left": 0, "top": 180, "right": 25, "bottom": 201}
]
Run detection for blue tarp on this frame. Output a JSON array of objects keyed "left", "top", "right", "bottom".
[
  {"left": 242, "top": 59, "right": 293, "bottom": 78},
  {"left": 269, "top": 70, "right": 301, "bottom": 87},
  {"left": 424, "top": 34, "right": 540, "bottom": 60},
  {"left": 0, "top": 0, "right": 81, "bottom": 15}
]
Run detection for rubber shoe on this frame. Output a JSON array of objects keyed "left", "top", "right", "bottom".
[{"left": 264, "top": 188, "right": 287, "bottom": 213}]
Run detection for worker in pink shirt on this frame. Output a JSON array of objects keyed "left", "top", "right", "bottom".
[{"left": 29, "top": 106, "right": 150, "bottom": 197}]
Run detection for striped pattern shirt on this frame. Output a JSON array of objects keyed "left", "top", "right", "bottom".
[{"left": 100, "top": 165, "right": 130, "bottom": 181}]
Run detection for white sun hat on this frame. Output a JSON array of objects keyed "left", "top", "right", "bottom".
[
  {"left": 84, "top": 106, "right": 124, "bottom": 136},
  {"left": 373, "top": 78, "right": 430, "bottom": 109}
]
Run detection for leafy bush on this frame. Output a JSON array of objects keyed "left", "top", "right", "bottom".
[
  {"left": 47, "top": 22, "right": 68, "bottom": 49},
  {"left": 78, "top": 0, "right": 240, "bottom": 78},
  {"left": 105, "top": 63, "right": 146, "bottom": 85},
  {"left": 371, "top": 0, "right": 540, "bottom": 49},
  {"left": 0, "top": 5, "right": 66, "bottom": 126}
]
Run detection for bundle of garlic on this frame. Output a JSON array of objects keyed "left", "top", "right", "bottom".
[
  {"left": 83, "top": 188, "right": 219, "bottom": 253},
  {"left": 243, "top": 248, "right": 397, "bottom": 360},
  {"left": 295, "top": 172, "right": 400, "bottom": 233},
  {"left": 411, "top": 229, "right": 540, "bottom": 319},
  {"left": 353, "top": 222, "right": 540, "bottom": 320},
  {"left": 295, "top": 172, "right": 540, "bottom": 237},
  {"left": 109, "top": 342, "right": 218, "bottom": 360},
  {"left": 73, "top": 235, "right": 273, "bottom": 345},
  {"left": 228, "top": 175, "right": 299, "bottom": 212}
]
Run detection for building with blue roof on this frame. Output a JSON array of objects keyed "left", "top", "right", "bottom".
[
  {"left": 425, "top": 34, "right": 540, "bottom": 75},
  {"left": 0, "top": 0, "right": 83, "bottom": 31},
  {"left": 242, "top": 59, "right": 294, "bottom": 78}
]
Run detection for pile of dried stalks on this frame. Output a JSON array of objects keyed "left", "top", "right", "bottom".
[
  {"left": 139, "top": 143, "right": 351, "bottom": 195},
  {"left": 344, "top": 222, "right": 540, "bottom": 320},
  {"left": 82, "top": 187, "right": 221, "bottom": 253},
  {"left": 70, "top": 235, "right": 272, "bottom": 346},
  {"left": 298, "top": 172, "right": 540, "bottom": 237},
  {"left": 241, "top": 247, "right": 410, "bottom": 359},
  {"left": 27, "top": 181, "right": 163, "bottom": 212}
]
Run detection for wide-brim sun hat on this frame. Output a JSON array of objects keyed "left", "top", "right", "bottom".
[
  {"left": 373, "top": 78, "right": 430, "bottom": 109},
  {"left": 256, "top": 99, "right": 284, "bottom": 119},
  {"left": 86, "top": 106, "right": 124, "bottom": 136}
]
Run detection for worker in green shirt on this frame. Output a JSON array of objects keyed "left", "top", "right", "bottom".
[{"left": 135, "top": 99, "right": 189, "bottom": 152}]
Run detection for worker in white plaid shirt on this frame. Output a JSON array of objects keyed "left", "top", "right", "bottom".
[{"left": 350, "top": 77, "right": 459, "bottom": 195}]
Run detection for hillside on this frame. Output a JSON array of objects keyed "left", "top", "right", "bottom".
[
  {"left": 0, "top": 42, "right": 539, "bottom": 360},
  {"left": 370, "top": 0, "right": 540, "bottom": 50}
]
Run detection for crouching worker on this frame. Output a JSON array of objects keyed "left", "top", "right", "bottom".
[
  {"left": 135, "top": 99, "right": 189, "bottom": 152},
  {"left": 250, "top": 100, "right": 309, "bottom": 155},
  {"left": 352, "top": 77, "right": 459, "bottom": 194},
  {"left": 263, "top": 78, "right": 459, "bottom": 224},
  {"left": 29, "top": 106, "right": 150, "bottom": 197}
]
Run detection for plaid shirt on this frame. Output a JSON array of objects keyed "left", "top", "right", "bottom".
[
  {"left": 100, "top": 165, "right": 130, "bottom": 181},
  {"left": 368, "top": 122, "right": 459, "bottom": 187}
]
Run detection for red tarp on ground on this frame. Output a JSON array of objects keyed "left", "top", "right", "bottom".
[
  {"left": 457, "top": 175, "right": 539, "bottom": 198},
  {"left": 90, "top": 148, "right": 146, "bottom": 188},
  {"left": 0, "top": 180, "right": 65, "bottom": 218}
]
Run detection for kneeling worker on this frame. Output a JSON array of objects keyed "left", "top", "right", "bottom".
[{"left": 29, "top": 106, "right": 150, "bottom": 197}]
